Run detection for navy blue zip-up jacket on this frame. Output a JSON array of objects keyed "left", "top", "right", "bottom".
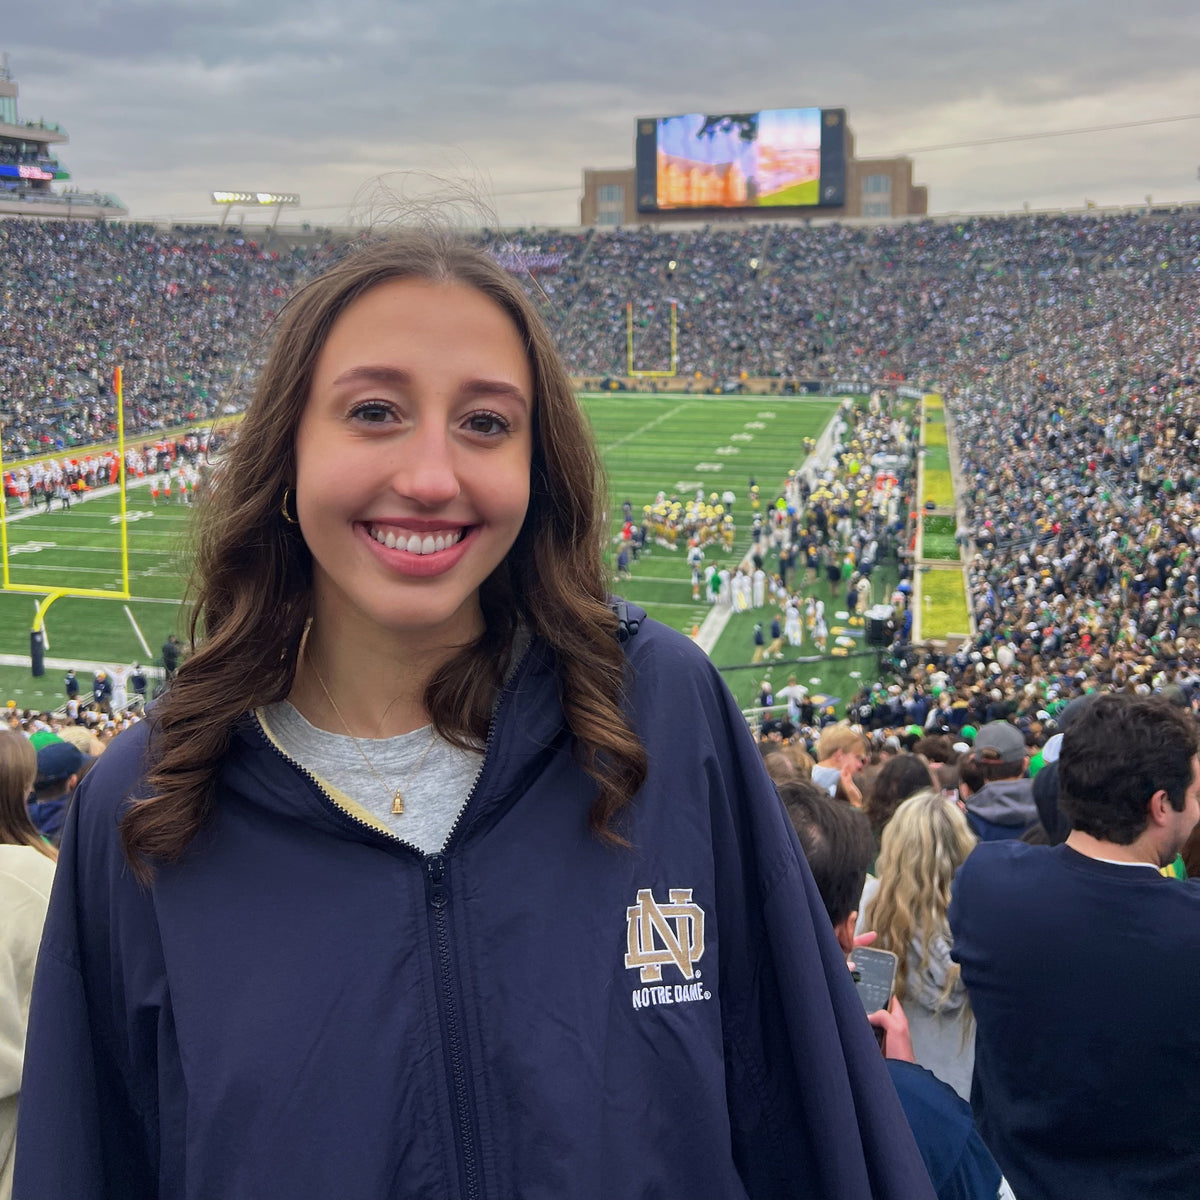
[{"left": 16, "top": 615, "right": 933, "bottom": 1200}]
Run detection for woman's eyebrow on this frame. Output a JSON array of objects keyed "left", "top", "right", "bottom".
[
  {"left": 327, "top": 367, "right": 528, "bottom": 408},
  {"left": 329, "top": 365, "right": 412, "bottom": 388},
  {"left": 459, "top": 378, "right": 531, "bottom": 408}
]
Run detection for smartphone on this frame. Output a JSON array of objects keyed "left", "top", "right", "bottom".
[{"left": 851, "top": 947, "right": 898, "bottom": 1016}]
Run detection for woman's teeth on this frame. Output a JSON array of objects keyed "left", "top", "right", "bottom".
[{"left": 369, "top": 527, "right": 465, "bottom": 555}]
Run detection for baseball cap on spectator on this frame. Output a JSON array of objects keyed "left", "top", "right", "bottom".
[
  {"left": 28, "top": 729, "right": 61, "bottom": 750},
  {"left": 973, "top": 722, "right": 1026, "bottom": 764},
  {"left": 35, "top": 737, "right": 86, "bottom": 786}
]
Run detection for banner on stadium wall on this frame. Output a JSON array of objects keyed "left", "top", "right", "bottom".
[
  {"left": 0, "top": 164, "right": 54, "bottom": 181},
  {"left": 830, "top": 381, "right": 871, "bottom": 395},
  {"left": 896, "top": 386, "right": 925, "bottom": 400}
]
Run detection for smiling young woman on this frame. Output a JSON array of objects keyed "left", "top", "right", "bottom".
[
  {"left": 16, "top": 232, "right": 934, "bottom": 1200},
  {"left": 289, "top": 277, "right": 537, "bottom": 733}
]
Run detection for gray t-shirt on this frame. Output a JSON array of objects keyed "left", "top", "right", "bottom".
[{"left": 258, "top": 701, "right": 481, "bottom": 854}]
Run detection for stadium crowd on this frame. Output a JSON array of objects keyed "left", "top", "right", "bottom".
[
  {"left": 0, "top": 221, "right": 316, "bottom": 456},
  {"left": 2, "top": 210, "right": 1200, "bottom": 1198}
]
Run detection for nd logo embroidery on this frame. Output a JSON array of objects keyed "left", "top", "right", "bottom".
[{"left": 625, "top": 888, "right": 711, "bottom": 1011}]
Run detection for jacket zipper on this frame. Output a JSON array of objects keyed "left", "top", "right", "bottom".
[
  {"left": 253, "top": 723, "right": 485, "bottom": 1196},
  {"left": 249, "top": 646, "right": 527, "bottom": 1200},
  {"left": 418, "top": 665, "right": 520, "bottom": 1200},
  {"left": 426, "top": 852, "right": 481, "bottom": 1200}
]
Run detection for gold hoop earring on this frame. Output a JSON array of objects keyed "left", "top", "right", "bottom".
[{"left": 281, "top": 487, "right": 299, "bottom": 525}]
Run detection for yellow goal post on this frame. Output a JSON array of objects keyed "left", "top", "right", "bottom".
[
  {"left": 626, "top": 301, "right": 678, "bottom": 378},
  {"left": 0, "top": 366, "right": 132, "bottom": 672}
]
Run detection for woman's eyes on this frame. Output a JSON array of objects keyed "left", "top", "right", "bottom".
[
  {"left": 346, "top": 402, "right": 511, "bottom": 437},
  {"left": 348, "top": 401, "right": 396, "bottom": 424},
  {"left": 463, "top": 410, "right": 511, "bottom": 437}
]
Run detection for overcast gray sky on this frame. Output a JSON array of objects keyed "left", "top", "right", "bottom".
[{"left": 7, "top": 0, "right": 1199, "bottom": 228}]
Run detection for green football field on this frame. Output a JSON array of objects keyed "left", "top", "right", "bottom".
[{"left": 0, "top": 393, "right": 890, "bottom": 713}]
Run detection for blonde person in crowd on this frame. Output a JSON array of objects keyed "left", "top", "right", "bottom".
[
  {"left": 0, "top": 730, "right": 56, "bottom": 1200},
  {"left": 861, "top": 789, "right": 977, "bottom": 1099},
  {"left": 813, "top": 725, "right": 868, "bottom": 803}
]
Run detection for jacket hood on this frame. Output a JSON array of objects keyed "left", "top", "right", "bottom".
[
  {"left": 967, "top": 777, "right": 1037, "bottom": 827},
  {"left": 906, "top": 934, "right": 968, "bottom": 1015}
]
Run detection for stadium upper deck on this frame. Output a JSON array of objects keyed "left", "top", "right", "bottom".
[
  {"left": 2, "top": 209, "right": 1195, "bottom": 460},
  {"left": 0, "top": 62, "right": 126, "bottom": 221}
]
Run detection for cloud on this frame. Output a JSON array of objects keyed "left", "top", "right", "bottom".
[{"left": 7, "top": 0, "right": 1199, "bottom": 225}]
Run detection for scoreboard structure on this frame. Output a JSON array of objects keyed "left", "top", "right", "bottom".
[
  {"left": 635, "top": 108, "right": 848, "bottom": 215},
  {"left": 582, "top": 107, "right": 925, "bottom": 227}
]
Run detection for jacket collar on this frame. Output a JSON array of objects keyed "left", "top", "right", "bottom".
[{"left": 221, "top": 633, "right": 567, "bottom": 848}]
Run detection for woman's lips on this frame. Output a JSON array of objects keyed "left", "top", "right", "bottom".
[
  {"left": 366, "top": 523, "right": 468, "bottom": 555},
  {"left": 357, "top": 521, "right": 479, "bottom": 577}
]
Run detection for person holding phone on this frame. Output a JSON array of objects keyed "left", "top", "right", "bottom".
[
  {"left": 780, "top": 778, "right": 1013, "bottom": 1200},
  {"left": 861, "top": 789, "right": 978, "bottom": 1099},
  {"left": 16, "top": 231, "right": 931, "bottom": 1200}
]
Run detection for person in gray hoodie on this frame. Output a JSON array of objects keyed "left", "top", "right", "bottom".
[{"left": 960, "top": 722, "right": 1037, "bottom": 841}]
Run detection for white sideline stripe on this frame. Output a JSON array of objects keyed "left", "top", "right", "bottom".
[
  {"left": 0, "top": 652, "right": 165, "bottom": 677},
  {"left": 599, "top": 403, "right": 691, "bottom": 452},
  {"left": 125, "top": 605, "right": 153, "bottom": 658},
  {"left": 2, "top": 477, "right": 152, "bottom": 525},
  {"left": 693, "top": 407, "right": 842, "bottom": 657}
]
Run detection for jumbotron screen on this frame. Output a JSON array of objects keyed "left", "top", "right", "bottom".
[{"left": 635, "top": 107, "right": 846, "bottom": 213}]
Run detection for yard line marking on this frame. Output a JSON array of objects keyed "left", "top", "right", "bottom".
[
  {"left": 124, "top": 605, "right": 153, "bottom": 658},
  {"left": 620, "top": 574, "right": 719, "bottom": 586},
  {"left": 613, "top": 600, "right": 709, "bottom": 610},
  {"left": 598, "top": 403, "right": 691, "bottom": 452},
  {"left": 5, "top": 563, "right": 126, "bottom": 576},
  {"left": 0, "top": 539, "right": 175, "bottom": 557}
]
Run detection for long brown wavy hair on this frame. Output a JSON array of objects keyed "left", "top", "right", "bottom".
[
  {"left": 0, "top": 729, "right": 56, "bottom": 860},
  {"left": 120, "top": 230, "right": 647, "bottom": 880}
]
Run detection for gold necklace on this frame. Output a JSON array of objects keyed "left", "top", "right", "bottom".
[{"left": 307, "top": 656, "right": 435, "bottom": 815}]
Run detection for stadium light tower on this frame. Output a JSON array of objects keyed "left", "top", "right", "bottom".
[{"left": 210, "top": 190, "right": 300, "bottom": 229}]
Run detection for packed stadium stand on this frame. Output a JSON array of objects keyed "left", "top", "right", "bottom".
[{"left": 2, "top": 209, "right": 1199, "bottom": 713}]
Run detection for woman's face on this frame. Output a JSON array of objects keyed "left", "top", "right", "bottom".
[{"left": 294, "top": 277, "right": 533, "bottom": 650}]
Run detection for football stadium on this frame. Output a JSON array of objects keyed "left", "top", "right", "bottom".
[{"left": 4, "top": 28, "right": 1200, "bottom": 1200}]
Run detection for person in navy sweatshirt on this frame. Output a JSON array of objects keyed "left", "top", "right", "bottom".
[
  {"left": 16, "top": 231, "right": 933, "bottom": 1200},
  {"left": 950, "top": 693, "right": 1200, "bottom": 1199}
]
